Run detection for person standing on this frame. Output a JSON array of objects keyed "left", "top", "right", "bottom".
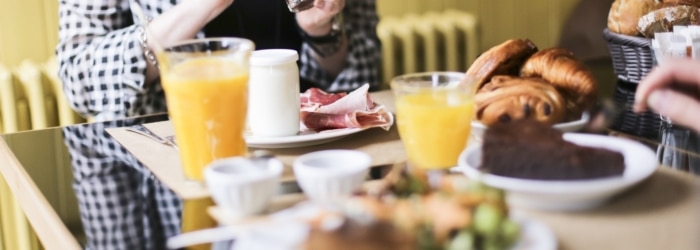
[{"left": 56, "top": 0, "right": 381, "bottom": 121}]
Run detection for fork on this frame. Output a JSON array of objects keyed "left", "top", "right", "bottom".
[{"left": 126, "top": 124, "right": 179, "bottom": 151}]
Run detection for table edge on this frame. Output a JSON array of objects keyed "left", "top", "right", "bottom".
[{"left": 0, "top": 138, "right": 81, "bottom": 250}]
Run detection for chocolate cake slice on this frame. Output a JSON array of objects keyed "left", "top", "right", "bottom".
[{"left": 480, "top": 120, "right": 625, "bottom": 180}]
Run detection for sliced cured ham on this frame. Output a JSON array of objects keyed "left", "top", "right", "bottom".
[
  {"left": 299, "top": 83, "right": 394, "bottom": 131},
  {"left": 300, "top": 88, "right": 347, "bottom": 112},
  {"left": 316, "top": 84, "right": 374, "bottom": 114},
  {"left": 301, "top": 106, "right": 393, "bottom": 130}
]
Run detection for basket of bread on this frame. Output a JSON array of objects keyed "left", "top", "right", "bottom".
[
  {"left": 465, "top": 39, "right": 595, "bottom": 138},
  {"left": 606, "top": 0, "right": 700, "bottom": 83}
]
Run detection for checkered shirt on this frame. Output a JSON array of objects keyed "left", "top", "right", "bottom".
[
  {"left": 56, "top": 0, "right": 381, "bottom": 121},
  {"left": 62, "top": 116, "right": 182, "bottom": 249}
]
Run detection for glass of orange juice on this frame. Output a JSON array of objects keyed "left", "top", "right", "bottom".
[
  {"left": 158, "top": 38, "right": 255, "bottom": 182},
  {"left": 391, "top": 72, "right": 478, "bottom": 170}
]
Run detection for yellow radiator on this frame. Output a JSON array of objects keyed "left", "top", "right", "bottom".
[
  {"left": 0, "top": 59, "right": 85, "bottom": 133},
  {"left": 0, "top": 59, "right": 86, "bottom": 250},
  {"left": 377, "top": 9, "right": 479, "bottom": 88}
]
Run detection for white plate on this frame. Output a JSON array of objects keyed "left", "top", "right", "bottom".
[
  {"left": 512, "top": 215, "right": 557, "bottom": 250},
  {"left": 471, "top": 112, "right": 590, "bottom": 141},
  {"left": 457, "top": 133, "right": 658, "bottom": 211},
  {"left": 230, "top": 215, "right": 557, "bottom": 250},
  {"left": 172, "top": 202, "right": 557, "bottom": 250},
  {"left": 245, "top": 127, "right": 367, "bottom": 149},
  {"left": 246, "top": 108, "right": 394, "bottom": 149}
]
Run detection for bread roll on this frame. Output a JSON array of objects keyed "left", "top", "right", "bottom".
[
  {"left": 520, "top": 48, "right": 598, "bottom": 119},
  {"left": 608, "top": 0, "right": 660, "bottom": 36},
  {"left": 662, "top": 0, "right": 700, "bottom": 7},
  {"left": 638, "top": 5, "right": 700, "bottom": 37},
  {"left": 465, "top": 39, "right": 538, "bottom": 89}
]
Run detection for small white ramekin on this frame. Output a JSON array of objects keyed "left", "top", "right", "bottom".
[
  {"left": 204, "top": 157, "right": 283, "bottom": 218},
  {"left": 293, "top": 150, "right": 371, "bottom": 204}
]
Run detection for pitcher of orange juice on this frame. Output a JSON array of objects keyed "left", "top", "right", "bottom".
[
  {"left": 158, "top": 38, "right": 255, "bottom": 181},
  {"left": 391, "top": 72, "right": 478, "bottom": 170}
]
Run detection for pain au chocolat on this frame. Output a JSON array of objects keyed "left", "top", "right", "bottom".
[{"left": 475, "top": 76, "right": 566, "bottom": 125}]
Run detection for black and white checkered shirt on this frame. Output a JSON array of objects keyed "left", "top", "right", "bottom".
[
  {"left": 56, "top": 0, "right": 381, "bottom": 121},
  {"left": 62, "top": 115, "right": 182, "bottom": 249}
]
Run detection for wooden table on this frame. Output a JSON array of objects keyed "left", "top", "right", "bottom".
[{"left": 0, "top": 90, "right": 699, "bottom": 250}]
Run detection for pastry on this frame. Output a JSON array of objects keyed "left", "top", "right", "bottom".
[
  {"left": 520, "top": 48, "right": 598, "bottom": 119},
  {"left": 480, "top": 119, "right": 626, "bottom": 180},
  {"left": 475, "top": 76, "right": 567, "bottom": 126},
  {"left": 465, "top": 39, "right": 538, "bottom": 89},
  {"left": 607, "top": 0, "right": 660, "bottom": 36},
  {"left": 638, "top": 5, "right": 700, "bottom": 37}
]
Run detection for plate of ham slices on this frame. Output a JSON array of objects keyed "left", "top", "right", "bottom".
[{"left": 245, "top": 84, "right": 394, "bottom": 149}]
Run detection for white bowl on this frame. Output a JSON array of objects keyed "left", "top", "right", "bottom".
[
  {"left": 470, "top": 112, "right": 590, "bottom": 142},
  {"left": 293, "top": 150, "right": 371, "bottom": 204},
  {"left": 457, "top": 133, "right": 658, "bottom": 211},
  {"left": 205, "top": 157, "right": 284, "bottom": 218}
]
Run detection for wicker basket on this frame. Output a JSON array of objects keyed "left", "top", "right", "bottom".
[
  {"left": 603, "top": 28, "right": 655, "bottom": 84},
  {"left": 611, "top": 80, "right": 661, "bottom": 140}
]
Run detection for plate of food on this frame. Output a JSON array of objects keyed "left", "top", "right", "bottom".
[
  {"left": 458, "top": 119, "right": 658, "bottom": 212},
  {"left": 464, "top": 39, "right": 598, "bottom": 141},
  {"left": 203, "top": 201, "right": 556, "bottom": 250},
  {"left": 170, "top": 171, "right": 557, "bottom": 250},
  {"left": 246, "top": 84, "right": 393, "bottom": 149}
]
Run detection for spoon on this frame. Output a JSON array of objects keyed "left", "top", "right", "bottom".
[{"left": 125, "top": 125, "right": 179, "bottom": 151}]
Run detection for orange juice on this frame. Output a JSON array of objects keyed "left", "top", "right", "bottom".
[
  {"left": 162, "top": 58, "right": 249, "bottom": 181},
  {"left": 396, "top": 91, "right": 474, "bottom": 169}
]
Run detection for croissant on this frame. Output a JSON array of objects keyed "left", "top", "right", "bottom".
[
  {"left": 466, "top": 39, "right": 538, "bottom": 89},
  {"left": 475, "top": 76, "right": 567, "bottom": 126},
  {"left": 520, "top": 48, "right": 598, "bottom": 119}
]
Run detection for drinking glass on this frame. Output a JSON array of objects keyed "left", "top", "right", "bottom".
[
  {"left": 391, "top": 72, "right": 478, "bottom": 170},
  {"left": 158, "top": 38, "right": 255, "bottom": 182}
]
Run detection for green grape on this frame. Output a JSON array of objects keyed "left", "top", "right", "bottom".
[
  {"left": 446, "top": 229, "right": 475, "bottom": 250},
  {"left": 482, "top": 238, "right": 504, "bottom": 250},
  {"left": 500, "top": 219, "right": 521, "bottom": 247},
  {"left": 473, "top": 203, "right": 504, "bottom": 236}
]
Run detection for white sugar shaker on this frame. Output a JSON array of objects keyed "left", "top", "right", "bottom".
[{"left": 248, "top": 49, "right": 301, "bottom": 137}]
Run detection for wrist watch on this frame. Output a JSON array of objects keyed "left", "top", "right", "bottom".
[{"left": 298, "top": 14, "right": 345, "bottom": 57}]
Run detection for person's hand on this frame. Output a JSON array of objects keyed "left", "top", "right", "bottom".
[
  {"left": 634, "top": 58, "right": 700, "bottom": 132},
  {"left": 295, "top": 0, "right": 345, "bottom": 36}
]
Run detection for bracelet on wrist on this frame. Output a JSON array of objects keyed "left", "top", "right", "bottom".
[{"left": 136, "top": 25, "right": 159, "bottom": 67}]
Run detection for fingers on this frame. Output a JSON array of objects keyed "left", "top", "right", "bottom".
[
  {"left": 297, "top": 0, "right": 343, "bottom": 35},
  {"left": 314, "top": 0, "right": 344, "bottom": 13},
  {"left": 634, "top": 59, "right": 700, "bottom": 113},
  {"left": 646, "top": 88, "right": 700, "bottom": 132}
]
